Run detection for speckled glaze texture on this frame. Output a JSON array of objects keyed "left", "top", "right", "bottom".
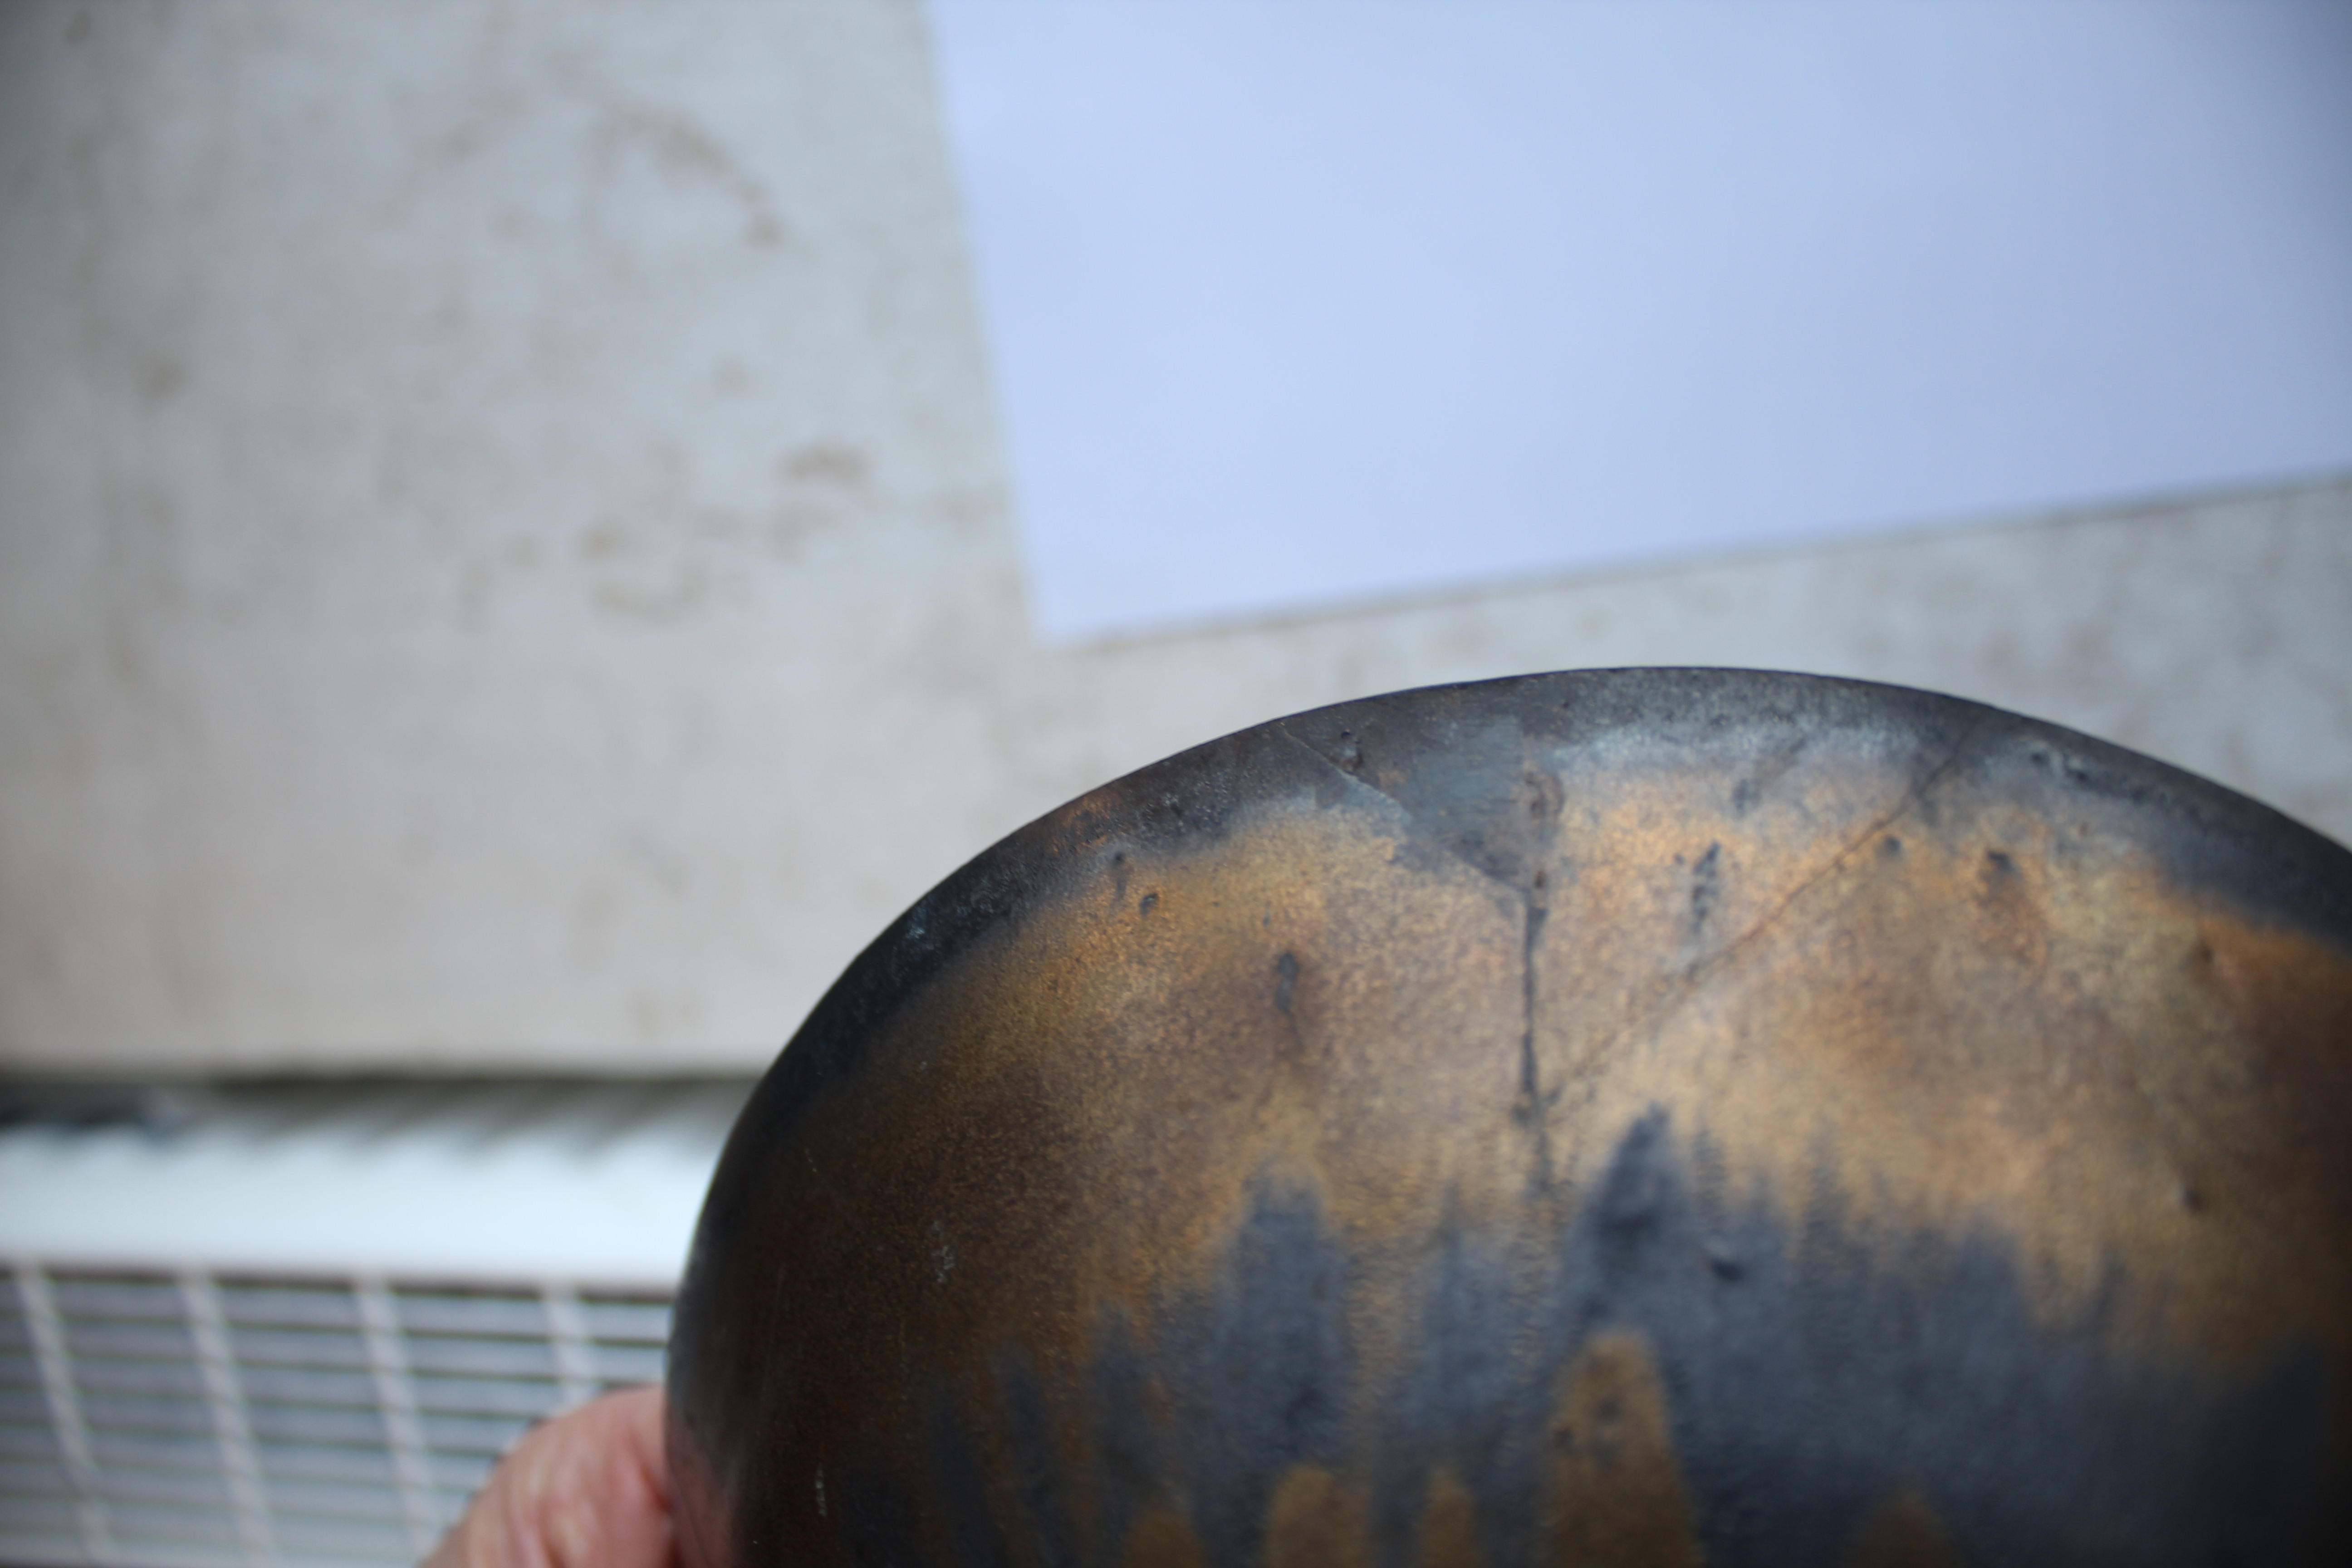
[{"left": 667, "top": 669, "right": 2352, "bottom": 1567}]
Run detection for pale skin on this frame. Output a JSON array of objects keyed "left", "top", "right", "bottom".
[{"left": 424, "top": 1386, "right": 679, "bottom": 1568}]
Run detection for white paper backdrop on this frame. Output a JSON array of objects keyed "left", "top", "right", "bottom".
[{"left": 931, "top": 0, "right": 2352, "bottom": 641}]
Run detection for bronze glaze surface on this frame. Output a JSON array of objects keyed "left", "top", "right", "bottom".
[{"left": 668, "top": 669, "right": 2352, "bottom": 1567}]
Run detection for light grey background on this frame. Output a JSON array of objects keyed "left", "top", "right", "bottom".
[
  {"left": 1, "top": 0, "right": 2346, "bottom": 1075},
  {"left": 933, "top": 0, "right": 2352, "bottom": 639}
]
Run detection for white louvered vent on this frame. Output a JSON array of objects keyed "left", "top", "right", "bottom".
[
  {"left": 3, "top": 1268, "right": 671, "bottom": 1567},
  {"left": 0, "top": 1078, "right": 749, "bottom": 1568}
]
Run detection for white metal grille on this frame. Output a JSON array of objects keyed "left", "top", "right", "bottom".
[
  {"left": 1, "top": 1262, "right": 673, "bottom": 1568},
  {"left": 0, "top": 1074, "right": 748, "bottom": 1568}
]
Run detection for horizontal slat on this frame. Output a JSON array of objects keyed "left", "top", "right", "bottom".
[
  {"left": 230, "top": 1326, "right": 372, "bottom": 1369},
  {"left": 418, "top": 1411, "right": 530, "bottom": 1456},
  {"left": 250, "top": 1439, "right": 398, "bottom": 1485},
  {"left": 69, "top": 1354, "right": 209, "bottom": 1398},
  {"left": 0, "top": 1522, "right": 83, "bottom": 1558},
  {"left": 241, "top": 1372, "right": 562, "bottom": 1439},
  {"left": 98, "top": 1540, "right": 248, "bottom": 1568},
  {"left": 245, "top": 1402, "right": 388, "bottom": 1446},
  {"left": 270, "top": 1512, "right": 427, "bottom": 1559},
  {"left": 0, "top": 1456, "right": 73, "bottom": 1495},
  {"left": 588, "top": 1346, "right": 664, "bottom": 1383},
  {"left": 0, "top": 1502, "right": 80, "bottom": 1537},
  {"left": 49, "top": 1277, "right": 185, "bottom": 1320},
  {"left": 59, "top": 1321, "right": 198, "bottom": 1360},
  {"left": 78, "top": 1542, "right": 247, "bottom": 1568},
  {"left": 90, "top": 1464, "right": 236, "bottom": 1509},
  {"left": 411, "top": 1375, "right": 564, "bottom": 1420},
  {"left": 0, "top": 1391, "right": 49, "bottom": 1426},
  {"left": 89, "top": 1428, "right": 243, "bottom": 1474},
  {"left": 576, "top": 1299, "right": 671, "bottom": 1342},
  {"left": 261, "top": 1494, "right": 479, "bottom": 1537},
  {"left": 0, "top": 1422, "right": 64, "bottom": 1461},
  {"left": 428, "top": 1453, "right": 497, "bottom": 1494},
  {"left": 217, "top": 1283, "right": 363, "bottom": 1330},
  {"left": 402, "top": 1334, "right": 558, "bottom": 1377},
  {"left": 259, "top": 1475, "right": 409, "bottom": 1524},
  {"left": 391, "top": 1294, "right": 548, "bottom": 1337},
  {"left": 98, "top": 1499, "right": 244, "bottom": 1546},
  {"left": 237, "top": 1365, "right": 379, "bottom": 1407},
  {"left": 76, "top": 1392, "right": 214, "bottom": 1436},
  {"left": 0, "top": 1540, "right": 85, "bottom": 1568}
]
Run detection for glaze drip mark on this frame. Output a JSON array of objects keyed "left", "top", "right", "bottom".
[
  {"left": 1275, "top": 951, "right": 1301, "bottom": 1016},
  {"left": 921, "top": 1387, "right": 1005, "bottom": 1568},
  {"left": 1688, "top": 842, "right": 1722, "bottom": 938},
  {"left": 1414, "top": 1470, "right": 1478, "bottom": 1568},
  {"left": 1086, "top": 1312, "right": 1166, "bottom": 1566},
  {"left": 1973, "top": 845, "right": 2047, "bottom": 967},
  {"left": 1264, "top": 1464, "right": 1369, "bottom": 1568},
  {"left": 1287, "top": 720, "right": 1571, "bottom": 1181},
  {"left": 1120, "top": 1505, "right": 1205, "bottom": 1568},
  {"left": 1514, "top": 897, "right": 1556, "bottom": 1190},
  {"left": 1158, "top": 1177, "right": 1356, "bottom": 1567},
  {"left": 1594, "top": 1111, "right": 1672, "bottom": 1265},
  {"left": 998, "top": 1354, "right": 1079, "bottom": 1568},
  {"left": 1842, "top": 1487, "right": 1963, "bottom": 1568},
  {"left": 1545, "top": 1333, "right": 1703, "bottom": 1568}
]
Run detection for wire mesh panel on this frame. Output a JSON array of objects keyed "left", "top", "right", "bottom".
[{"left": 0, "top": 1263, "right": 673, "bottom": 1568}]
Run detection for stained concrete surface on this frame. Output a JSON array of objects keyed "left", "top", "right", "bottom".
[{"left": 0, "top": 1, "right": 2344, "bottom": 1072}]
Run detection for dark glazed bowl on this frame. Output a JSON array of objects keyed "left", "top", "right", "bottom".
[{"left": 667, "top": 669, "right": 2352, "bottom": 1567}]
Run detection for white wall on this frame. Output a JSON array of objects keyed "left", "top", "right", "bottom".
[{"left": 2, "top": 0, "right": 2346, "bottom": 1075}]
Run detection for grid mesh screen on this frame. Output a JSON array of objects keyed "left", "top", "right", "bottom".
[{"left": 1, "top": 1262, "right": 671, "bottom": 1568}]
